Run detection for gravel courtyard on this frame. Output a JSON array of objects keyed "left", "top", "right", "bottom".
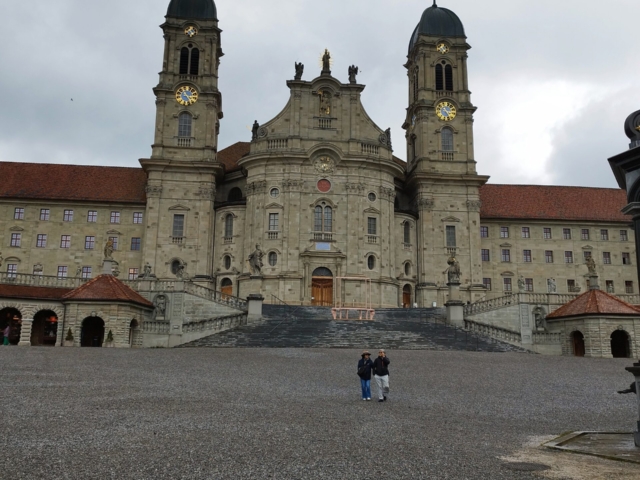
[{"left": 1, "top": 348, "right": 638, "bottom": 479}]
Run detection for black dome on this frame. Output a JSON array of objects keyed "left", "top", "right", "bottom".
[
  {"left": 409, "top": 3, "right": 465, "bottom": 51},
  {"left": 167, "top": 0, "right": 217, "bottom": 20}
]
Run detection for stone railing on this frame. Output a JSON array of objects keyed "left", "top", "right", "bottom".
[
  {"left": 618, "top": 294, "right": 640, "bottom": 305},
  {"left": 464, "top": 292, "right": 583, "bottom": 316},
  {"left": 143, "top": 321, "right": 170, "bottom": 334},
  {"left": 464, "top": 295, "right": 517, "bottom": 316},
  {"left": 182, "top": 313, "right": 247, "bottom": 334},
  {"left": 0, "top": 272, "right": 86, "bottom": 289},
  {"left": 183, "top": 282, "right": 248, "bottom": 311},
  {"left": 464, "top": 319, "right": 522, "bottom": 344},
  {"left": 533, "top": 332, "right": 562, "bottom": 345}
]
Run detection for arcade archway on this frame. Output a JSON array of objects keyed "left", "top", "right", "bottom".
[
  {"left": 0, "top": 308, "right": 22, "bottom": 345},
  {"left": 31, "top": 310, "right": 58, "bottom": 346},
  {"left": 81, "top": 317, "right": 105, "bottom": 347},
  {"left": 312, "top": 267, "right": 333, "bottom": 307},
  {"left": 611, "top": 330, "right": 631, "bottom": 358}
]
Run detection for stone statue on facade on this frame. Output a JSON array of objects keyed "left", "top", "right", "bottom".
[
  {"left": 446, "top": 256, "right": 461, "bottom": 284},
  {"left": 547, "top": 278, "right": 557, "bottom": 293},
  {"left": 533, "top": 306, "right": 546, "bottom": 331},
  {"left": 385, "top": 128, "right": 393, "bottom": 151},
  {"left": 251, "top": 120, "right": 260, "bottom": 141},
  {"left": 348, "top": 65, "right": 358, "bottom": 83},
  {"left": 294, "top": 62, "right": 304, "bottom": 80},
  {"left": 176, "top": 261, "right": 190, "bottom": 281},
  {"left": 153, "top": 294, "right": 167, "bottom": 320},
  {"left": 104, "top": 239, "right": 114, "bottom": 260},
  {"left": 586, "top": 255, "right": 597, "bottom": 275},
  {"left": 76, "top": 266, "right": 83, "bottom": 278},
  {"left": 248, "top": 244, "right": 264, "bottom": 275},
  {"left": 142, "top": 262, "right": 153, "bottom": 279},
  {"left": 322, "top": 49, "right": 331, "bottom": 73},
  {"left": 518, "top": 276, "right": 525, "bottom": 292}
]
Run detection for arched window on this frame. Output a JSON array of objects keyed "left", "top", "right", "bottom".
[
  {"left": 394, "top": 197, "right": 400, "bottom": 211},
  {"left": 228, "top": 187, "right": 243, "bottom": 202},
  {"left": 404, "top": 263, "right": 411, "bottom": 276},
  {"left": 268, "top": 252, "right": 278, "bottom": 266},
  {"left": 314, "top": 204, "right": 332, "bottom": 232},
  {"left": 445, "top": 64, "right": 454, "bottom": 91},
  {"left": 224, "top": 255, "right": 231, "bottom": 270},
  {"left": 441, "top": 128, "right": 454, "bottom": 157},
  {"left": 224, "top": 214, "right": 233, "bottom": 239},
  {"left": 179, "top": 44, "right": 199, "bottom": 75},
  {"left": 178, "top": 112, "right": 192, "bottom": 138},
  {"left": 435, "top": 64, "right": 444, "bottom": 91},
  {"left": 404, "top": 222, "right": 411, "bottom": 244},
  {"left": 367, "top": 255, "right": 376, "bottom": 270}
]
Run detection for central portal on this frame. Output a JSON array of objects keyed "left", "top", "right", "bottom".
[{"left": 312, "top": 267, "right": 333, "bottom": 306}]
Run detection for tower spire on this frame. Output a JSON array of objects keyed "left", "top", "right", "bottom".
[{"left": 433, "top": 1, "right": 437, "bottom": 6}]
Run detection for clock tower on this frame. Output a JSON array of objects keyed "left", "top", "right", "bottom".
[
  {"left": 404, "top": 2, "right": 489, "bottom": 305},
  {"left": 139, "top": 0, "right": 223, "bottom": 282}
]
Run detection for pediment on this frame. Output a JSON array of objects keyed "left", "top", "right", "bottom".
[
  {"left": 501, "top": 271, "right": 515, "bottom": 277},
  {"left": 441, "top": 216, "right": 461, "bottom": 223},
  {"left": 265, "top": 203, "right": 284, "bottom": 210},
  {"left": 5, "top": 256, "right": 21, "bottom": 263},
  {"left": 106, "top": 230, "right": 122, "bottom": 235},
  {"left": 363, "top": 207, "right": 381, "bottom": 215},
  {"left": 582, "top": 245, "right": 594, "bottom": 250},
  {"left": 169, "top": 204, "right": 191, "bottom": 211},
  {"left": 9, "top": 226, "right": 24, "bottom": 232},
  {"left": 500, "top": 243, "right": 513, "bottom": 248}
]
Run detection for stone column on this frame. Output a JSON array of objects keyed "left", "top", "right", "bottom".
[
  {"left": 445, "top": 282, "right": 464, "bottom": 327},
  {"left": 18, "top": 319, "right": 33, "bottom": 346},
  {"left": 247, "top": 294, "right": 264, "bottom": 325},
  {"left": 624, "top": 362, "right": 640, "bottom": 447}
]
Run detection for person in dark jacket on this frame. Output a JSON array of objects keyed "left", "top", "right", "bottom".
[
  {"left": 372, "top": 349, "right": 390, "bottom": 402},
  {"left": 357, "top": 351, "right": 373, "bottom": 401}
]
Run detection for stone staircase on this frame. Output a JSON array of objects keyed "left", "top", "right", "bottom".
[{"left": 181, "top": 306, "right": 526, "bottom": 352}]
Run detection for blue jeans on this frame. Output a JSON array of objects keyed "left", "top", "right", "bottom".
[{"left": 360, "top": 379, "right": 371, "bottom": 399}]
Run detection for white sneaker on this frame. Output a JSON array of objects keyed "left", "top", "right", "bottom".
[{"left": 366, "top": 398, "right": 371, "bottom": 401}]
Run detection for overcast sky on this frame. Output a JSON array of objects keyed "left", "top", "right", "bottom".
[{"left": 0, "top": 0, "right": 638, "bottom": 188}]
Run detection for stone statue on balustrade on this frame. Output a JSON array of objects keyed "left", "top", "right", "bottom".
[
  {"left": 251, "top": 121, "right": 260, "bottom": 141},
  {"left": 176, "top": 262, "right": 190, "bottom": 281},
  {"left": 142, "top": 262, "right": 155, "bottom": 279},
  {"left": 547, "top": 278, "right": 557, "bottom": 293},
  {"left": 104, "top": 239, "right": 114, "bottom": 260},
  {"left": 248, "top": 245, "right": 264, "bottom": 276},
  {"left": 446, "top": 256, "right": 461, "bottom": 284},
  {"left": 322, "top": 49, "right": 331, "bottom": 73},
  {"left": 294, "top": 62, "right": 304, "bottom": 80},
  {"left": 585, "top": 255, "right": 597, "bottom": 275},
  {"left": 518, "top": 276, "right": 525, "bottom": 292},
  {"left": 348, "top": 65, "right": 358, "bottom": 84}
]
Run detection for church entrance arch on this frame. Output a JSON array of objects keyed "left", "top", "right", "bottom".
[
  {"left": 610, "top": 330, "right": 630, "bottom": 358},
  {"left": 312, "top": 267, "right": 333, "bottom": 307},
  {"left": 31, "top": 310, "right": 58, "bottom": 346},
  {"left": 0, "top": 308, "right": 22, "bottom": 345},
  {"left": 220, "top": 278, "right": 233, "bottom": 299},
  {"left": 571, "top": 331, "right": 585, "bottom": 357},
  {"left": 403, "top": 285, "right": 412, "bottom": 308},
  {"left": 81, "top": 317, "right": 105, "bottom": 347}
]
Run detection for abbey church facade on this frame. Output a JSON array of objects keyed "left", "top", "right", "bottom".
[{"left": 0, "top": 0, "right": 637, "bottom": 311}]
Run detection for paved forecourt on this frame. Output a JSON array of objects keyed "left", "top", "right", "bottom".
[{"left": 0, "top": 348, "right": 638, "bottom": 479}]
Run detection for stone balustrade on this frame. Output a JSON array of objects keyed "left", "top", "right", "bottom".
[
  {"left": 182, "top": 313, "right": 247, "bottom": 334},
  {"left": 464, "top": 319, "right": 522, "bottom": 344}
]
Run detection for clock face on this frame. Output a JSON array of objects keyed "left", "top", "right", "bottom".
[
  {"left": 437, "top": 43, "right": 449, "bottom": 54},
  {"left": 185, "top": 26, "right": 198, "bottom": 38},
  {"left": 436, "top": 102, "right": 457, "bottom": 121},
  {"left": 176, "top": 86, "right": 198, "bottom": 106}
]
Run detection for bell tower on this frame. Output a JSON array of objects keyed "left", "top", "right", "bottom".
[
  {"left": 404, "top": 2, "right": 489, "bottom": 305},
  {"left": 139, "top": 0, "right": 224, "bottom": 282}
]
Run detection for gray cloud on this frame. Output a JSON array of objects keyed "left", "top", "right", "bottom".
[{"left": 0, "top": 0, "right": 638, "bottom": 188}]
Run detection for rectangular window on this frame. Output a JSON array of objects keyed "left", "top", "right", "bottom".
[
  {"left": 39, "top": 209, "right": 50, "bottom": 221},
  {"left": 109, "top": 236, "right": 118, "bottom": 251},
  {"left": 626, "top": 281, "right": 634, "bottom": 294},
  {"left": 523, "top": 250, "right": 532, "bottom": 263},
  {"left": 81, "top": 266, "right": 92, "bottom": 279},
  {"left": 268, "top": 213, "right": 279, "bottom": 231},
  {"left": 480, "top": 226, "right": 488, "bottom": 238},
  {"left": 501, "top": 249, "right": 511, "bottom": 262},
  {"left": 60, "top": 235, "right": 71, "bottom": 249},
  {"left": 525, "top": 278, "right": 534, "bottom": 292},
  {"left": 567, "top": 279, "right": 576, "bottom": 292},
  {"left": 110, "top": 211, "right": 121, "bottom": 224},
  {"left": 131, "top": 237, "right": 141, "bottom": 251},
  {"left": 606, "top": 280, "right": 615, "bottom": 294},
  {"left": 545, "top": 250, "right": 554, "bottom": 263},
  {"left": 368, "top": 217, "right": 377, "bottom": 236},
  {"left": 564, "top": 251, "right": 573, "bottom": 264},
  {"left": 481, "top": 249, "right": 490, "bottom": 262},
  {"left": 87, "top": 210, "right": 98, "bottom": 223},
  {"left": 446, "top": 226, "right": 456, "bottom": 247},
  {"left": 10, "top": 233, "right": 21, "bottom": 247},
  {"left": 500, "top": 227, "right": 509, "bottom": 238},
  {"left": 601, "top": 229, "right": 609, "bottom": 241},
  {"left": 133, "top": 212, "right": 143, "bottom": 224},
  {"left": 623, "top": 252, "right": 631, "bottom": 265},
  {"left": 543, "top": 228, "right": 552, "bottom": 239},
  {"left": 57, "top": 266, "right": 68, "bottom": 279},
  {"left": 521, "top": 227, "right": 530, "bottom": 239},
  {"left": 620, "top": 230, "right": 628, "bottom": 242},
  {"left": 128, "top": 268, "right": 139, "bottom": 280},
  {"left": 85, "top": 236, "right": 96, "bottom": 250},
  {"left": 14, "top": 207, "right": 25, "bottom": 220},
  {"left": 173, "top": 214, "right": 185, "bottom": 238},
  {"left": 36, "top": 234, "right": 47, "bottom": 248},
  {"left": 64, "top": 210, "right": 74, "bottom": 222},
  {"left": 7, "top": 264, "right": 17, "bottom": 279},
  {"left": 603, "top": 252, "right": 611, "bottom": 265},
  {"left": 503, "top": 278, "right": 512, "bottom": 292},
  {"left": 483, "top": 278, "right": 492, "bottom": 291},
  {"left": 563, "top": 228, "right": 572, "bottom": 240},
  {"left": 581, "top": 229, "right": 590, "bottom": 240}
]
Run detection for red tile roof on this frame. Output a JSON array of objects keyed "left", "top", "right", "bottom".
[
  {"left": 547, "top": 289, "right": 640, "bottom": 319},
  {"left": 0, "top": 284, "right": 72, "bottom": 301},
  {"left": 479, "top": 184, "right": 629, "bottom": 222},
  {"left": 218, "top": 142, "right": 250, "bottom": 173},
  {"left": 0, "top": 162, "right": 147, "bottom": 204},
  {"left": 62, "top": 275, "right": 153, "bottom": 308}
]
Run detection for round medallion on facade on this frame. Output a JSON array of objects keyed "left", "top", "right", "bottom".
[
  {"left": 176, "top": 86, "right": 198, "bottom": 106},
  {"left": 437, "top": 43, "right": 449, "bottom": 54},
  {"left": 185, "top": 26, "right": 198, "bottom": 38},
  {"left": 317, "top": 179, "right": 332, "bottom": 193},
  {"left": 435, "top": 101, "right": 456, "bottom": 121},
  {"left": 313, "top": 156, "right": 335, "bottom": 174}
]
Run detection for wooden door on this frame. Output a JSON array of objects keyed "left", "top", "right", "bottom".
[
  {"left": 572, "top": 332, "right": 585, "bottom": 357},
  {"left": 403, "top": 286, "right": 412, "bottom": 308},
  {"left": 312, "top": 278, "right": 333, "bottom": 306}
]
